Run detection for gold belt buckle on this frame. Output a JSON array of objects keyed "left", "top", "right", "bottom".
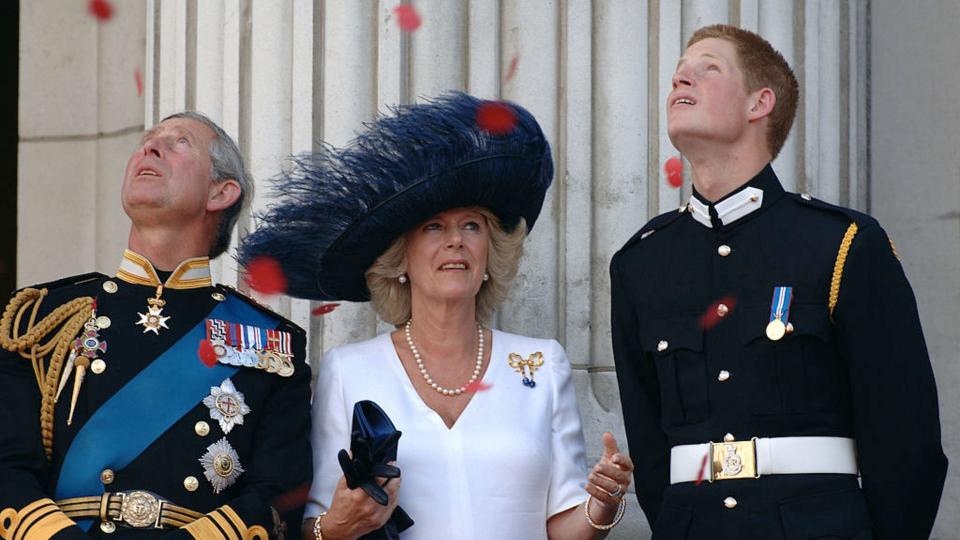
[
  {"left": 117, "top": 490, "right": 165, "bottom": 528},
  {"left": 709, "top": 437, "right": 760, "bottom": 482}
]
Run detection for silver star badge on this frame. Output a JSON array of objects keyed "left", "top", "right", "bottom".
[
  {"left": 136, "top": 306, "right": 170, "bottom": 334},
  {"left": 199, "top": 437, "right": 244, "bottom": 494},
  {"left": 202, "top": 379, "right": 251, "bottom": 434}
]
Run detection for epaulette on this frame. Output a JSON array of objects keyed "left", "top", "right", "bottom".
[
  {"left": 788, "top": 192, "right": 878, "bottom": 229},
  {"left": 617, "top": 206, "right": 688, "bottom": 253},
  {"left": 215, "top": 284, "right": 306, "bottom": 335},
  {"left": 8, "top": 272, "right": 106, "bottom": 299}
]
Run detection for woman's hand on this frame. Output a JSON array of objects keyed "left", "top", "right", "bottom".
[
  {"left": 307, "top": 470, "right": 401, "bottom": 540},
  {"left": 584, "top": 433, "right": 634, "bottom": 524}
]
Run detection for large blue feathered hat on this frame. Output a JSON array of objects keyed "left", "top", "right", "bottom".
[{"left": 238, "top": 92, "right": 554, "bottom": 301}]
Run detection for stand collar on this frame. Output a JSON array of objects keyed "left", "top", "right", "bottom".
[
  {"left": 687, "top": 164, "right": 785, "bottom": 229},
  {"left": 116, "top": 249, "right": 212, "bottom": 289}
]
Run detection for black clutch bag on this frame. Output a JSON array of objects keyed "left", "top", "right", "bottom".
[{"left": 337, "top": 400, "right": 414, "bottom": 539}]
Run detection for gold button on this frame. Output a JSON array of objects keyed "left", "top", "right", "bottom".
[
  {"left": 102, "top": 281, "right": 118, "bottom": 293},
  {"left": 717, "top": 304, "right": 729, "bottom": 317},
  {"left": 100, "top": 468, "right": 115, "bottom": 485},
  {"left": 750, "top": 194, "right": 759, "bottom": 202},
  {"left": 723, "top": 496, "right": 737, "bottom": 509},
  {"left": 723, "top": 433, "right": 735, "bottom": 442},
  {"left": 785, "top": 322, "right": 795, "bottom": 334},
  {"left": 91, "top": 359, "right": 106, "bottom": 375},
  {"left": 211, "top": 292, "right": 226, "bottom": 302},
  {"left": 657, "top": 340, "right": 668, "bottom": 352},
  {"left": 96, "top": 316, "right": 111, "bottom": 329},
  {"left": 717, "top": 244, "right": 731, "bottom": 257},
  {"left": 184, "top": 476, "right": 199, "bottom": 492},
  {"left": 718, "top": 370, "right": 731, "bottom": 382},
  {"left": 100, "top": 521, "right": 116, "bottom": 533},
  {"left": 195, "top": 421, "right": 210, "bottom": 437}
]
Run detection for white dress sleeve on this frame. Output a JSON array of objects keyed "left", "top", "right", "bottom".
[
  {"left": 546, "top": 339, "right": 590, "bottom": 517},
  {"left": 304, "top": 347, "right": 351, "bottom": 519}
]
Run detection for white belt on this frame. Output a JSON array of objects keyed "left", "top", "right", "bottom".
[{"left": 670, "top": 436, "right": 858, "bottom": 484}]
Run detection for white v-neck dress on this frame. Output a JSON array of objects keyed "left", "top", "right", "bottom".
[{"left": 304, "top": 330, "right": 589, "bottom": 539}]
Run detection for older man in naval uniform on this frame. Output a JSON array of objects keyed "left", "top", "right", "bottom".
[{"left": 0, "top": 112, "right": 312, "bottom": 539}]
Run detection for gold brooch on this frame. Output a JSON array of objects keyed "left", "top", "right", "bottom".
[{"left": 508, "top": 352, "right": 544, "bottom": 388}]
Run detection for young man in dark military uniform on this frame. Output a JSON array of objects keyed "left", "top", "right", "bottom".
[
  {"left": 0, "top": 112, "right": 312, "bottom": 539},
  {"left": 611, "top": 25, "right": 947, "bottom": 539}
]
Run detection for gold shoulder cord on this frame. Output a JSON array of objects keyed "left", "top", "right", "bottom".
[
  {"left": 0, "top": 288, "right": 94, "bottom": 460},
  {"left": 828, "top": 223, "right": 859, "bottom": 321}
]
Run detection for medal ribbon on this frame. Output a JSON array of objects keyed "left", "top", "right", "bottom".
[
  {"left": 56, "top": 295, "right": 280, "bottom": 530},
  {"left": 768, "top": 286, "right": 793, "bottom": 324}
]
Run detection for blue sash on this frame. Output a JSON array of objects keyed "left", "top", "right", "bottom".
[{"left": 55, "top": 295, "right": 277, "bottom": 527}]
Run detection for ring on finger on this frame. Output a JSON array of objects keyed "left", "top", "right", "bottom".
[{"left": 608, "top": 484, "right": 624, "bottom": 498}]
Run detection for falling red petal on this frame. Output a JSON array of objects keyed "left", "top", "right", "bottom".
[
  {"left": 465, "top": 380, "right": 492, "bottom": 393},
  {"left": 505, "top": 55, "right": 519, "bottom": 81},
  {"left": 393, "top": 4, "right": 422, "bottom": 32},
  {"left": 244, "top": 257, "right": 287, "bottom": 296},
  {"left": 311, "top": 303, "right": 341, "bottom": 316},
  {"left": 272, "top": 483, "right": 311, "bottom": 513},
  {"left": 476, "top": 102, "right": 517, "bottom": 135},
  {"left": 665, "top": 156, "right": 684, "bottom": 188},
  {"left": 88, "top": 0, "right": 114, "bottom": 21},
  {"left": 134, "top": 68, "right": 143, "bottom": 97},
  {"left": 700, "top": 296, "right": 737, "bottom": 330},
  {"left": 198, "top": 339, "right": 218, "bottom": 368},
  {"left": 694, "top": 454, "right": 708, "bottom": 485}
]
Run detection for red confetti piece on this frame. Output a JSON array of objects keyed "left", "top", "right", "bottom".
[
  {"left": 665, "top": 156, "right": 684, "bottom": 188},
  {"left": 88, "top": 0, "right": 114, "bottom": 21},
  {"left": 465, "top": 380, "right": 492, "bottom": 393},
  {"left": 694, "top": 453, "right": 708, "bottom": 485},
  {"left": 244, "top": 257, "right": 287, "bottom": 296},
  {"left": 476, "top": 102, "right": 517, "bottom": 135},
  {"left": 134, "top": 68, "right": 143, "bottom": 97},
  {"left": 311, "top": 303, "right": 340, "bottom": 316},
  {"left": 198, "top": 339, "right": 218, "bottom": 368},
  {"left": 700, "top": 296, "right": 737, "bottom": 330},
  {"left": 272, "top": 483, "right": 311, "bottom": 513},
  {"left": 505, "top": 55, "right": 519, "bottom": 81},
  {"left": 393, "top": 4, "right": 422, "bottom": 32}
]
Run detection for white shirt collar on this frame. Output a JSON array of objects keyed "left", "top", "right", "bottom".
[{"left": 687, "top": 186, "right": 764, "bottom": 228}]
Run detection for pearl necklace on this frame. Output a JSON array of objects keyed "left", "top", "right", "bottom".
[{"left": 404, "top": 319, "right": 484, "bottom": 396}]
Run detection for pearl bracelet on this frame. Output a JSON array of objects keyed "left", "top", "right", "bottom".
[{"left": 583, "top": 494, "right": 625, "bottom": 530}]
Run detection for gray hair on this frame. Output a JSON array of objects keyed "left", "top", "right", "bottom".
[{"left": 161, "top": 111, "right": 253, "bottom": 259}]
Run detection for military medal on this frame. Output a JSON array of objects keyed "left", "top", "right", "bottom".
[
  {"left": 765, "top": 286, "right": 794, "bottom": 341},
  {"left": 206, "top": 318, "right": 294, "bottom": 376},
  {"left": 266, "top": 329, "right": 295, "bottom": 377},
  {"left": 63, "top": 301, "right": 109, "bottom": 424},
  {"left": 199, "top": 438, "right": 244, "bottom": 494},
  {"left": 508, "top": 351, "right": 545, "bottom": 388},
  {"left": 202, "top": 378, "right": 251, "bottom": 434},
  {"left": 137, "top": 285, "right": 171, "bottom": 334}
]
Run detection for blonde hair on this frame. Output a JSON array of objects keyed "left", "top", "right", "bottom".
[{"left": 365, "top": 208, "right": 527, "bottom": 325}]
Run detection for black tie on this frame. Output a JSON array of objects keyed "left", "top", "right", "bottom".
[{"left": 708, "top": 205, "right": 723, "bottom": 230}]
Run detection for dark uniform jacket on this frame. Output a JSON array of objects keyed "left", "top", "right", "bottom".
[
  {"left": 610, "top": 165, "right": 947, "bottom": 540},
  {"left": 0, "top": 252, "right": 312, "bottom": 539}
]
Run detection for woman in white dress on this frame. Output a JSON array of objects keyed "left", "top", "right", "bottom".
[{"left": 240, "top": 92, "right": 633, "bottom": 539}]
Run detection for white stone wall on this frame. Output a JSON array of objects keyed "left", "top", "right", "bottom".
[
  {"left": 17, "top": 0, "right": 958, "bottom": 538},
  {"left": 872, "top": 2, "right": 960, "bottom": 538}
]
